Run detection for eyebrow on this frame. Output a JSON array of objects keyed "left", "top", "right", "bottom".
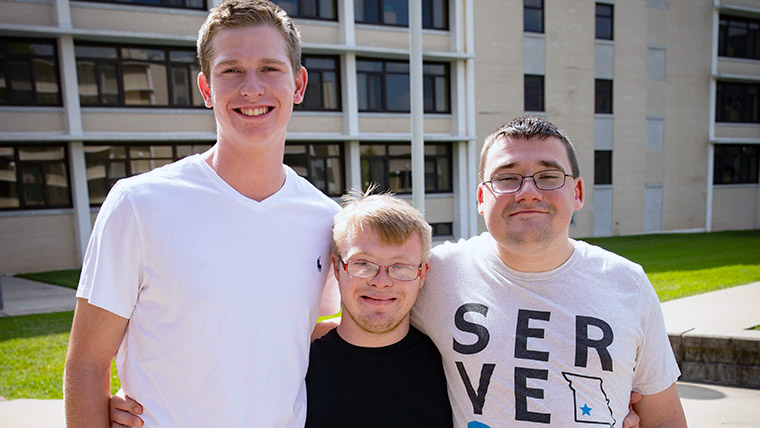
[
  {"left": 213, "top": 57, "right": 288, "bottom": 69},
  {"left": 495, "top": 159, "right": 566, "bottom": 173}
]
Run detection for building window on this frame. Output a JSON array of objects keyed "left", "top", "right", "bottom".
[
  {"left": 524, "top": 74, "right": 544, "bottom": 112},
  {"left": 716, "top": 81, "right": 760, "bottom": 123},
  {"left": 297, "top": 55, "right": 340, "bottom": 111},
  {"left": 0, "top": 38, "right": 62, "bottom": 106},
  {"left": 275, "top": 0, "right": 337, "bottom": 20},
  {"left": 0, "top": 144, "right": 71, "bottom": 210},
  {"left": 423, "top": 0, "right": 449, "bottom": 30},
  {"left": 596, "top": 3, "right": 613, "bottom": 40},
  {"left": 594, "top": 150, "right": 612, "bottom": 185},
  {"left": 75, "top": 44, "right": 204, "bottom": 108},
  {"left": 357, "top": 58, "right": 450, "bottom": 113},
  {"left": 284, "top": 142, "right": 344, "bottom": 196},
  {"left": 524, "top": 0, "right": 543, "bottom": 33},
  {"left": 355, "top": 0, "right": 449, "bottom": 30},
  {"left": 78, "top": 0, "right": 206, "bottom": 10},
  {"left": 84, "top": 143, "right": 211, "bottom": 205},
  {"left": 719, "top": 15, "right": 760, "bottom": 60},
  {"left": 423, "top": 63, "right": 450, "bottom": 113},
  {"left": 430, "top": 222, "right": 453, "bottom": 237},
  {"left": 714, "top": 145, "right": 760, "bottom": 185},
  {"left": 647, "top": 47, "right": 666, "bottom": 82},
  {"left": 595, "top": 79, "right": 613, "bottom": 114},
  {"left": 360, "top": 143, "right": 452, "bottom": 194}
]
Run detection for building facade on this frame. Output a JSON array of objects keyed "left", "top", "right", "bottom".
[{"left": 1, "top": 0, "right": 758, "bottom": 274}]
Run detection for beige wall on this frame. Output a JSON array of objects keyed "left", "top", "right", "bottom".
[
  {"left": 288, "top": 114, "right": 343, "bottom": 133},
  {"left": 298, "top": 22, "right": 340, "bottom": 45},
  {"left": 424, "top": 196, "right": 455, "bottom": 223},
  {"left": 0, "top": 110, "right": 66, "bottom": 133},
  {"left": 715, "top": 124, "right": 760, "bottom": 139},
  {"left": 712, "top": 186, "right": 759, "bottom": 231},
  {"left": 0, "top": 212, "right": 79, "bottom": 274},
  {"left": 0, "top": 0, "right": 55, "bottom": 26},
  {"left": 71, "top": 4, "right": 204, "bottom": 37},
  {"left": 81, "top": 110, "right": 216, "bottom": 133}
]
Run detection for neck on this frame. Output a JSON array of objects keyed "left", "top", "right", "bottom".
[
  {"left": 204, "top": 140, "right": 286, "bottom": 202},
  {"left": 491, "top": 234, "right": 576, "bottom": 273},
  {"left": 335, "top": 315, "right": 411, "bottom": 348}
]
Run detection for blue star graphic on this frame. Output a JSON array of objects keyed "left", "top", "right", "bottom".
[{"left": 580, "top": 404, "right": 592, "bottom": 416}]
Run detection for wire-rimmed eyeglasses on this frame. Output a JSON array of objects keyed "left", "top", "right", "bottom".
[
  {"left": 481, "top": 169, "right": 575, "bottom": 194},
  {"left": 339, "top": 257, "right": 422, "bottom": 281}
]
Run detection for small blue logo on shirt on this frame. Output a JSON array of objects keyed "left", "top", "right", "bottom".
[{"left": 316, "top": 256, "right": 323, "bottom": 273}]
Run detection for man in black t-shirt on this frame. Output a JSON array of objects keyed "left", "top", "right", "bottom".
[{"left": 305, "top": 190, "right": 451, "bottom": 428}]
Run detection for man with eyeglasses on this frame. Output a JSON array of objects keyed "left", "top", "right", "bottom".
[{"left": 411, "top": 116, "right": 687, "bottom": 427}]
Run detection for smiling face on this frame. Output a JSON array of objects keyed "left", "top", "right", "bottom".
[
  {"left": 478, "top": 136, "right": 584, "bottom": 268},
  {"left": 333, "top": 225, "right": 430, "bottom": 347},
  {"left": 198, "top": 25, "right": 306, "bottom": 152}
]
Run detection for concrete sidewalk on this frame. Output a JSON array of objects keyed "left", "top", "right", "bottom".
[
  {"left": 0, "top": 275, "right": 76, "bottom": 317},
  {"left": 1, "top": 276, "right": 759, "bottom": 427}
]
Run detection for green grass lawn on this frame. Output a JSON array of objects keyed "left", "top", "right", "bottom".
[
  {"left": 2, "top": 230, "right": 759, "bottom": 400},
  {"left": 582, "top": 230, "right": 760, "bottom": 301}
]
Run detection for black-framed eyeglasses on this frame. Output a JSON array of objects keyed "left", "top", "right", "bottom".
[
  {"left": 339, "top": 257, "right": 422, "bottom": 281},
  {"left": 481, "top": 169, "right": 575, "bottom": 194}
]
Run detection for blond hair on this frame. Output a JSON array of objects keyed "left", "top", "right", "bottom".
[{"left": 332, "top": 188, "right": 432, "bottom": 261}]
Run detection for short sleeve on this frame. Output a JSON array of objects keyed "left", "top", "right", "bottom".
[
  {"left": 76, "top": 181, "right": 144, "bottom": 319},
  {"left": 632, "top": 272, "right": 681, "bottom": 395}
]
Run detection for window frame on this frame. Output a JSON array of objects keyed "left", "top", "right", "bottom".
[
  {"left": 524, "top": 0, "right": 544, "bottom": 33},
  {"left": 283, "top": 142, "right": 345, "bottom": 197},
  {"left": 716, "top": 81, "right": 760, "bottom": 124},
  {"left": 84, "top": 143, "right": 212, "bottom": 206},
  {"left": 595, "top": 3, "right": 614, "bottom": 41},
  {"left": 0, "top": 144, "right": 72, "bottom": 211},
  {"left": 296, "top": 55, "right": 341, "bottom": 112},
  {"left": 719, "top": 14, "right": 760, "bottom": 60},
  {"left": 354, "top": 0, "right": 450, "bottom": 30},
  {"left": 77, "top": 0, "right": 207, "bottom": 11},
  {"left": 274, "top": 0, "right": 338, "bottom": 21},
  {"left": 594, "top": 150, "right": 613, "bottom": 185},
  {"left": 714, "top": 144, "right": 760, "bottom": 185},
  {"left": 595, "top": 78, "right": 613, "bottom": 114},
  {"left": 524, "top": 74, "right": 544, "bottom": 112},
  {"left": 360, "top": 142, "right": 453, "bottom": 194},
  {"left": 357, "top": 58, "right": 450, "bottom": 113},
  {"left": 75, "top": 43, "right": 204, "bottom": 109},
  {"left": 0, "top": 38, "right": 63, "bottom": 107}
]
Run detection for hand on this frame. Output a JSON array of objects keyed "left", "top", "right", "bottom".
[
  {"left": 110, "top": 394, "right": 144, "bottom": 427},
  {"left": 623, "top": 391, "right": 643, "bottom": 428}
]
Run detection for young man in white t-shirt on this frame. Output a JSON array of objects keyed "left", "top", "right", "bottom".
[{"left": 63, "top": 1, "right": 340, "bottom": 426}]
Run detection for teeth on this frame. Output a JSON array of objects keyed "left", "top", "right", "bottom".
[{"left": 239, "top": 107, "right": 268, "bottom": 117}]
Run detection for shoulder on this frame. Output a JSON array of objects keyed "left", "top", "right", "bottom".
[
  {"left": 431, "top": 232, "right": 490, "bottom": 263},
  {"left": 573, "top": 239, "right": 647, "bottom": 278},
  {"left": 115, "top": 155, "right": 202, "bottom": 197}
]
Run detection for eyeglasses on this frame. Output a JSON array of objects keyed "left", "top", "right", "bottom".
[
  {"left": 481, "top": 169, "right": 575, "bottom": 194},
  {"left": 339, "top": 257, "right": 422, "bottom": 281}
]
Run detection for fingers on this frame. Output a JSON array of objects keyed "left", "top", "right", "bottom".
[{"left": 109, "top": 394, "right": 144, "bottom": 427}]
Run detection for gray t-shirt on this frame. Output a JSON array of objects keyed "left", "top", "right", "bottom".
[{"left": 412, "top": 233, "right": 679, "bottom": 427}]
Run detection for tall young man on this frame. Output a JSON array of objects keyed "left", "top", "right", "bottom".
[
  {"left": 63, "top": 1, "right": 340, "bottom": 426},
  {"left": 412, "top": 116, "right": 687, "bottom": 427}
]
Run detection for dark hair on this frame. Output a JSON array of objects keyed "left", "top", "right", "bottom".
[{"left": 479, "top": 115, "right": 580, "bottom": 182}]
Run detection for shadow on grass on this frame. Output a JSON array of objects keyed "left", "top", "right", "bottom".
[
  {"left": 16, "top": 270, "right": 80, "bottom": 290},
  {"left": 0, "top": 311, "right": 74, "bottom": 341}
]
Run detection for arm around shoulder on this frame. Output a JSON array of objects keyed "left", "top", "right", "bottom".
[
  {"left": 633, "top": 383, "right": 687, "bottom": 428},
  {"left": 64, "top": 298, "right": 129, "bottom": 428}
]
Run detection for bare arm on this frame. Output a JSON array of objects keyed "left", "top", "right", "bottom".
[
  {"left": 634, "top": 383, "right": 687, "bottom": 428},
  {"left": 64, "top": 298, "right": 129, "bottom": 428}
]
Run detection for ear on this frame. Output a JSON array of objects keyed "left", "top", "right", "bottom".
[
  {"left": 331, "top": 254, "right": 341, "bottom": 282},
  {"left": 198, "top": 72, "right": 213, "bottom": 108},
  {"left": 573, "top": 176, "right": 585, "bottom": 210},
  {"left": 292, "top": 66, "right": 308, "bottom": 104},
  {"left": 477, "top": 183, "right": 486, "bottom": 216},
  {"left": 417, "top": 260, "right": 431, "bottom": 290}
]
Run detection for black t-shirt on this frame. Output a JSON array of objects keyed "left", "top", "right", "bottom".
[{"left": 305, "top": 326, "right": 453, "bottom": 428}]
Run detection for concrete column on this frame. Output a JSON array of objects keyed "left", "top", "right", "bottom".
[
  {"left": 410, "top": 0, "right": 425, "bottom": 213},
  {"left": 465, "top": 0, "right": 478, "bottom": 236},
  {"left": 347, "top": 140, "right": 362, "bottom": 191},
  {"left": 68, "top": 141, "right": 91, "bottom": 264}
]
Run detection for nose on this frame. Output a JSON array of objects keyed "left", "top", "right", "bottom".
[
  {"left": 369, "top": 267, "right": 394, "bottom": 288},
  {"left": 240, "top": 72, "right": 264, "bottom": 98},
  {"left": 514, "top": 175, "right": 543, "bottom": 201}
]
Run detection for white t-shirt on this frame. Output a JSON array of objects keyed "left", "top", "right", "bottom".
[
  {"left": 77, "top": 154, "right": 340, "bottom": 427},
  {"left": 413, "top": 233, "right": 680, "bottom": 427}
]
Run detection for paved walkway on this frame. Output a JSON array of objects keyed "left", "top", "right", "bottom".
[{"left": 1, "top": 276, "right": 759, "bottom": 427}]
